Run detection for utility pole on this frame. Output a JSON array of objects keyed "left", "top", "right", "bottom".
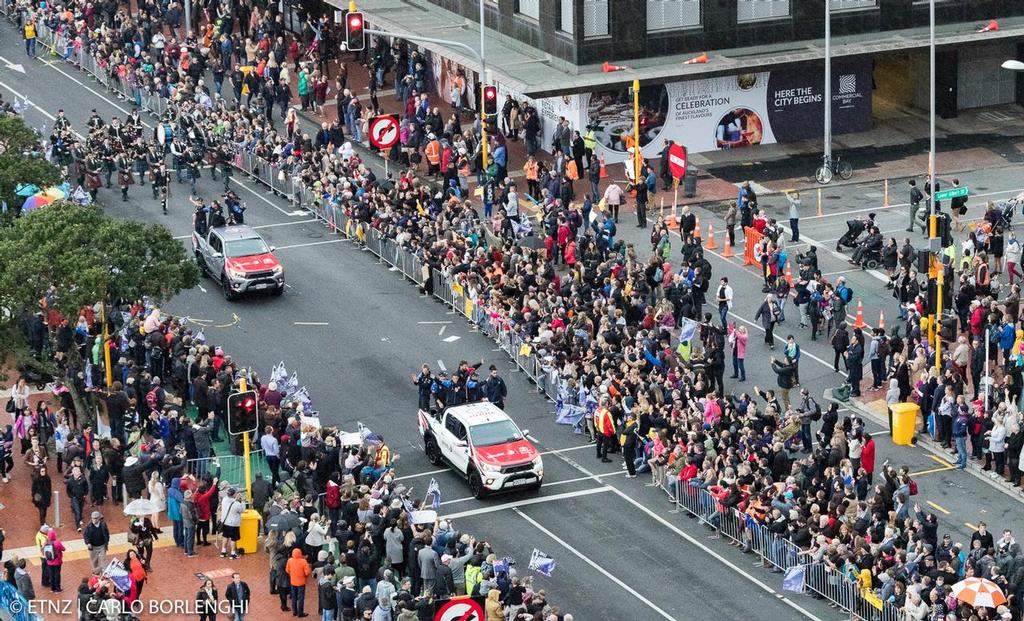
[
  {"left": 929, "top": 0, "right": 942, "bottom": 373},
  {"left": 823, "top": 0, "right": 832, "bottom": 163},
  {"left": 632, "top": 79, "right": 641, "bottom": 184},
  {"left": 479, "top": 0, "right": 489, "bottom": 173}
]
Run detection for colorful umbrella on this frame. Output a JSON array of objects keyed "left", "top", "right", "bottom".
[
  {"left": 21, "top": 194, "right": 56, "bottom": 212},
  {"left": 952, "top": 577, "right": 1007, "bottom": 608},
  {"left": 40, "top": 187, "right": 66, "bottom": 200}
]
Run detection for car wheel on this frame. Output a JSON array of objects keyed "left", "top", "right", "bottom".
[
  {"left": 222, "top": 276, "right": 237, "bottom": 301},
  {"left": 529, "top": 481, "right": 543, "bottom": 492},
  {"left": 469, "top": 470, "right": 486, "bottom": 499},
  {"left": 271, "top": 285, "right": 284, "bottom": 297},
  {"left": 424, "top": 437, "right": 442, "bottom": 466}
]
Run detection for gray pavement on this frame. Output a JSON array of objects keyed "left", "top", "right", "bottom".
[{"left": 5, "top": 20, "right": 1024, "bottom": 620}]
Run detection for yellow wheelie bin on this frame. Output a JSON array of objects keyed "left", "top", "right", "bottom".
[
  {"left": 890, "top": 402, "right": 919, "bottom": 446},
  {"left": 238, "top": 508, "right": 261, "bottom": 554}
]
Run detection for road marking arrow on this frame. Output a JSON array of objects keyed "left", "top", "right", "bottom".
[{"left": 0, "top": 56, "right": 26, "bottom": 74}]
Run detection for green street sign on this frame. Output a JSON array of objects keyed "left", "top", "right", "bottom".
[{"left": 934, "top": 186, "right": 968, "bottom": 201}]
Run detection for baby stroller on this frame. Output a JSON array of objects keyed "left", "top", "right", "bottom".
[
  {"left": 836, "top": 219, "right": 866, "bottom": 251},
  {"left": 995, "top": 192, "right": 1024, "bottom": 229}
]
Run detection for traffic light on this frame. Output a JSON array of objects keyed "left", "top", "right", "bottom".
[
  {"left": 345, "top": 11, "right": 365, "bottom": 51},
  {"left": 483, "top": 85, "right": 497, "bottom": 116},
  {"left": 227, "top": 390, "right": 259, "bottom": 435}
]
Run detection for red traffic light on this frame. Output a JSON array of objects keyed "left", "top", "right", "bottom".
[
  {"left": 346, "top": 11, "right": 366, "bottom": 51},
  {"left": 243, "top": 397, "right": 255, "bottom": 409},
  {"left": 483, "top": 85, "right": 498, "bottom": 115}
]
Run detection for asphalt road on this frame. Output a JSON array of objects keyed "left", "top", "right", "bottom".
[{"left": 4, "top": 22, "right": 1024, "bottom": 619}]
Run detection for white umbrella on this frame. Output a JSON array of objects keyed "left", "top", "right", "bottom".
[
  {"left": 952, "top": 577, "right": 1007, "bottom": 609},
  {"left": 123, "top": 498, "right": 157, "bottom": 517}
]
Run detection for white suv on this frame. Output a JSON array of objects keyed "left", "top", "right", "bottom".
[{"left": 418, "top": 402, "right": 544, "bottom": 498}]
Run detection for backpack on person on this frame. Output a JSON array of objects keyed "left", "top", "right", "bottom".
[
  {"left": 810, "top": 399, "right": 822, "bottom": 422},
  {"left": 838, "top": 285, "right": 853, "bottom": 304},
  {"left": 909, "top": 478, "right": 919, "bottom": 496}
]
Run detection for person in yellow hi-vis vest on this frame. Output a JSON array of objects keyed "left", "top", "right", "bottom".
[
  {"left": 594, "top": 399, "right": 615, "bottom": 463},
  {"left": 24, "top": 18, "right": 37, "bottom": 58}
]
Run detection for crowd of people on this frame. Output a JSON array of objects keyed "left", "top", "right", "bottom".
[{"left": 4, "top": 0, "right": 1024, "bottom": 619}]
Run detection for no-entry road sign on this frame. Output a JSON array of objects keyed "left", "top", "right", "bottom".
[{"left": 369, "top": 115, "right": 399, "bottom": 149}]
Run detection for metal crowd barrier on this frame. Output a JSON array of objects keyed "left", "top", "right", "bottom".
[
  {"left": 185, "top": 448, "right": 266, "bottom": 496},
  {"left": 668, "top": 481, "right": 900, "bottom": 621}
]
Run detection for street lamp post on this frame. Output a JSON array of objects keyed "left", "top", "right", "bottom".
[
  {"left": 824, "top": 0, "right": 831, "bottom": 164},
  {"left": 929, "top": 0, "right": 942, "bottom": 373}
]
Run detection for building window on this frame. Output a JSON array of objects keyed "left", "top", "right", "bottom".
[
  {"left": 518, "top": 0, "right": 539, "bottom": 20},
  {"left": 559, "top": 0, "right": 574, "bottom": 33},
  {"left": 830, "top": 0, "right": 876, "bottom": 10},
  {"left": 647, "top": 0, "right": 700, "bottom": 31},
  {"left": 583, "top": 0, "right": 609, "bottom": 38},
  {"left": 737, "top": 0, "right": 789, "bottom": 22}
]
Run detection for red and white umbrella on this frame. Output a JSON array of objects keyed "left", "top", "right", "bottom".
[{"left": 952, "top": 577, "right": 1007, "bottom": 608}]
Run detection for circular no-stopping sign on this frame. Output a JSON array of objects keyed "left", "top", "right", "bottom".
[
  {"left": 434, "top": 598, "right": 485, "bottom": 621},
  {"left": 369, "top": 115, "right": 399, "bottom": 149}
]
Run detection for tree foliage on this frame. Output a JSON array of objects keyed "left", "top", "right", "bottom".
[
  {"left": 0, "top": 201, "right": 200, "bottom": 336},
  {"left": 0, "top": 114, "right": 62, "bottom": 217}
]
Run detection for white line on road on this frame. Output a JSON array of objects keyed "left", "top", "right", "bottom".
[
  {"left": 294, "top": 322, "right": 329, "bottom": 326},
  {"left": 439, "top": 471, "right": 627, "bottom": 507},
  {"left": 820, "top": 268, "right": 862, "bottom": 276},
  {"left": 440, "top": 486, "right": 612, "bottom": 519},
  {"left": 542, "top": 451, "right": 827, "bottom": 621},
  {"left": 228, "top": 177, "right": 306, "bottom": 217},
  {"left": 514, "top": 508, "right": 680, "bottom": 621},
  {"left": 438, "top": 325, "right": 446, "bottom": 336},
  {"left": 196, "top": 284, "right": 207, "bottom": 293},
  {"left": 442, "top": 335, "right": 461, "bottom": 343},
  {"left": 417, "top": 321, "right": 452, "bottom": 325},
  {"left": 273, "top": 239, "right": 345, "bottom": 250}
]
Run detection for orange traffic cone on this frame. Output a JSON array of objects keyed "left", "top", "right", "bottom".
[
  {"left": 599, "top": 157, "right": 608, "bottom": 179},
  {"left": 853, "top": 300, "right": 865, "bottom": 329},
  {"left": 722, "top": 238, "right": 734, "bottom": 258},
  {"left": 693, "top": 216, "right": 702, "bottom": 240},
  {"left": 978, "top": 19, "right": 999, "bottom": 32},
  {"left": 666, "top": 212, "right": 677, "bottom": 230},
  {"left": 878, "top": 310, "right": 886, "bottom": 331},
  {"left": 705, "top": 224, "right": 718, "bottom": 250},
  {"left": 602, "top": 61, "right": 627, "bottom": 72},
  {"left": 785, "top": 262, "right": 793, "bottom": 287},
  {"left": 684, "top": 52, "right": 708, "bottom": 65}
]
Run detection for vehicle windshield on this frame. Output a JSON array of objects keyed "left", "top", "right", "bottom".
[
  {"left": 224, "top": 238, "right": 270, "bottom": 258},
  {"left": 469, "top": 420, "right": 523, "bottom": 447}
]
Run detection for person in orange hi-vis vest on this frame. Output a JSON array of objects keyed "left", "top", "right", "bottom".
[{"left": 424, "top": 133, "right": 442, "bottom": 177}]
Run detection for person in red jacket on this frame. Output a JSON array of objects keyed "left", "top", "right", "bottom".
[
  {"left": 861, "top": 432, "right": 876, "bottom": 484},
  {"left": 194, "top": 477, "right": 219, "bottom": 547},
  {"left": 44, "top": 529, "right": 66, "bottom": 593}
]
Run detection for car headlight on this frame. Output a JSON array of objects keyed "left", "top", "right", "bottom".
[
  {"left": 272, "top": 265, "right": 284, "bottom": 276},
  {"left": 478, "top": 462, "right": 501, "bottom": 475},
  {"left": 226, "top": 266, "right": 246, "bottom": 279},
  {"left": 532, "top": 456, "right": 543, "bottom": 470}
]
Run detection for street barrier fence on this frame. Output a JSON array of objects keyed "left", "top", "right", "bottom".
[{"left": 30, "top": 18, "right": 901, "bottom": 621}]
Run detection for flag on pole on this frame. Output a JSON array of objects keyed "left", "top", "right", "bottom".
[
  {"left": 425, "top": 478, "right": 442, "bottom": 509},
  {"left": 783, "top": 565, "right": 806, "bottom": 593},
  {"left": 528, "top": 549, "right": 556, "bottom": 577}
]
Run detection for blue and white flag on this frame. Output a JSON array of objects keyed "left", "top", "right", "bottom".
[
  {"left": 679, "top": 318, "right": 698, "bottom": 344},
  {"left": 425, "top": 478, "right": 442, "bottom": 510},
  {"left": 102, "top": 559, "right": 132, "bottom": 593},
  {"left": 528, "top": 549, "right": 556, "bottom": 577},
  {"left": 782, "top": 565, "right": 806, "bottom": 593}
]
